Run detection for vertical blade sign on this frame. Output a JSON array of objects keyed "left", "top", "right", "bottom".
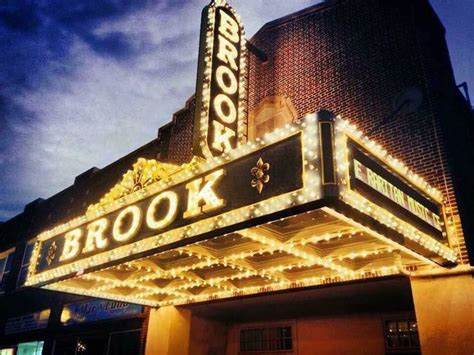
[{"left": 193, "top": 0, "right": 247, "bottom": 158}]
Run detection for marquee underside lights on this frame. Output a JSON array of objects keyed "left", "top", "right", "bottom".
[
  {"left": 25, "top": 113, "right": 458, "bottom": 307},
  {"left": 40, "top": 208, "right": 444, "bottom": 307}
]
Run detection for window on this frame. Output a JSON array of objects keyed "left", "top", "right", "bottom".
[
  {"left": 75, "top": 336, "right": 107, "bottom": 355},
  {"left": 107, "top": 330, "right": 141, "bottom": 355},
  {"left": 384, "top": 319, "right": 420, "bottom": 352},
  {"left": 240, "top": 325, "right": 293, "bottom": 353},
  {"left": 16, "top": 341, "right": 44, "bottom": 355},
  {"left": 17, "top": 242, "right": 35, "bottom": 287},
  {"left": 53, "top": 330, "right": 142, "bottom": 355},
  {"left": 0, "top": 250, "right": 14, "bottom": 293},
  {"left": 248, "top": 96, "right": 298, "bottom": 141}
]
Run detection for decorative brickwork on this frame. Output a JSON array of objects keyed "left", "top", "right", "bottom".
[{"left": 160, "top": 96, "right": 196, "bottom": 164}]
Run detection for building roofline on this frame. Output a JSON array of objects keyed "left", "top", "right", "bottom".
[
  {"left": 0, "top": 137, "right": 160, "bottom": 226},
  {"left": 250, "top": 0, "right": 335, "bottom": 41},
  {"left": 250, "top": 0, "right": 445, "bottom": 42},
  {"left": 1, "top": 94, "right": 197, "bottom": 226}
]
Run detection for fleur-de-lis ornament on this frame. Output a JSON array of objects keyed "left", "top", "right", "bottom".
[
  {"left": 46, "top": 242, "right": 57, "bottom": 266},
  {"left": 251, "top": 158, "right": 270, "bottom": 194}
]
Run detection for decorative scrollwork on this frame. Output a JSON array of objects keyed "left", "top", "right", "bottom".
[
  {"left": 46, "top": 242, "right": 57, "bottom": 266},
  {"left": 86, "top": 157, "right": 202, "bottom": 216}
]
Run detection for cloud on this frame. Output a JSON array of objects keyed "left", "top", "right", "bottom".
[{"left": 0, "top": 0, "right": 322, "bottom": 220}]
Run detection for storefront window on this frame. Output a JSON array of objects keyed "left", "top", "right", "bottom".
[
  {"left": 385, "top": 319, "right": 420, "bottom": 352},
  {"left": 16, "top": 341, "right": 44, "bottom": 355},
  {"left": 240, "top": 325, "right": 293, "bottom": 353},
  {"left": 75, "top": 336, "right": 107, "bottom": 355},
  {"left": 53, "top": 330, "right": 141, "bottom": 355},
  {"left": 107, "top": 330, "right": 141, "bottom": 355},
  {"left": 52, "top": 337, "right": 76, "bottom": 355}
]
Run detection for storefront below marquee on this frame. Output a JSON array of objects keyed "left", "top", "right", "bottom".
[
  {"left": 0, "top": 342, "right": 44, "bottom": 355},
  {"left": 182, "top": 276, "right": 421, "bottom": 355},
  {"left": 0, "top": 298, "right": 146, "bottom": 355},
  {"left": 52, "top": 323, "right": 143, "bottom": 355}
]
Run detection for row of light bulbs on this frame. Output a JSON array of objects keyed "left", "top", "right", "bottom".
[
  {"left": 50, "top": 212, "right": 421, "bottom": 306},
  {"left": 45, "top": 262, "right": 401, "bottom": 307},
  {"left": 333, "top": 118, "right": 457, "bottom": 263}
]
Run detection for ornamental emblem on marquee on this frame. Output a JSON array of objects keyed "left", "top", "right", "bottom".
[
  {"left": 86, "top": 158, "right": 201, "bottom": 216},
  {"left": 46, "top": 241, "right": 57, "bottom": 266},
  {"left": 251, "top": 158, "right": 271, "bottom": 194}
]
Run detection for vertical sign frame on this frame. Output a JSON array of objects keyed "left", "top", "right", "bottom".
[{"left": 193, "top": 0, "right": 247, "bottom": 158}]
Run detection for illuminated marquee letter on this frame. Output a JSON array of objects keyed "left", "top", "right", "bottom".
[
  {"left": 184, "top": 169, "right": 225, "bottom": 219},
  {"left": 354, "top": 160, "right": 363, "bottom": 180},
  {"left": 433, "top": 214, "right": 441, "bottom": 230},
  {"left": 217, "top": 34, "right": 238, "bottom": 70},
  {"left": 213, "top": 93, "right": 237, "bottom": 124},
  {"left": 212, "top": 120, "right": 235, "bottom": 152},
  {"left": 112, "top": 205, "right": 142, "bottom": 242},
  {"left": 82, "top": 218, "right": 109, "bottom": 253},
  {"left": 60, "top": 229, "right": 83, "bottom": 261},
  {"left": 146, "top": 191, "right": 179, "bottom": 230},
  {"left": 219, "top": 9, "right": 239, "bottom": 43},
  {"left": 216, "top": 65, "right": 238, "bottom": 95}
]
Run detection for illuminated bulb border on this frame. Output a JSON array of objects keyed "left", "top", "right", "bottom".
[
  {"left": 333, "top": 118, "right": 457, "bottom": 263},
  {"left": 198, "top": 0, "right": 248, "bottom": 158},
  {"left": 37, "top": 205, "right": 435, "bottom": 308},
  {"left": 43, "top": 264, "right": 400, "bottom": 308},
  {"left": 37, "top": 209, "right": 430, "bottom": 308}
]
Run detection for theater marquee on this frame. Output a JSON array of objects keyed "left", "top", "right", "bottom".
[
  {"left": 34, "top": 133, "right": 304, "bottom": 274},
  {"left": 26, "top": 114, "right": 457, "bottom": 306}
]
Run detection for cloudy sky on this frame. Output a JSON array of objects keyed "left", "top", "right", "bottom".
[{"left": 0, "top": 0, "right": 472, "bottom": 221}]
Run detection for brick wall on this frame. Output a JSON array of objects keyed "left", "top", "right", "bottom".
[
  {"left": 247, "top": 0, "right": 473, "bottom": 263},
  {"left": 160, "top": 96, "right": 195, "bottom": 164}
]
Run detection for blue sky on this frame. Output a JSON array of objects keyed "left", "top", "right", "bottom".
[{"left": 0, "top": 0, "right": 472, "bottom": 221}]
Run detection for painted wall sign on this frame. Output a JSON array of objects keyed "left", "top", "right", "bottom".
[
  {"left": 193, "top": 0, "right": 247, "bottom": 158},
  {"left": 4, "top": 309, "right": 50, "bottom": 335},
  {"left": 348, "top": 140, "right": 444, "bottom": 239},
  {"left": 32, "top": 133, "right": 303, "bottom": 275},
  {"left": 60, "top": 299, "right": 143, "bottom": 326}
]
